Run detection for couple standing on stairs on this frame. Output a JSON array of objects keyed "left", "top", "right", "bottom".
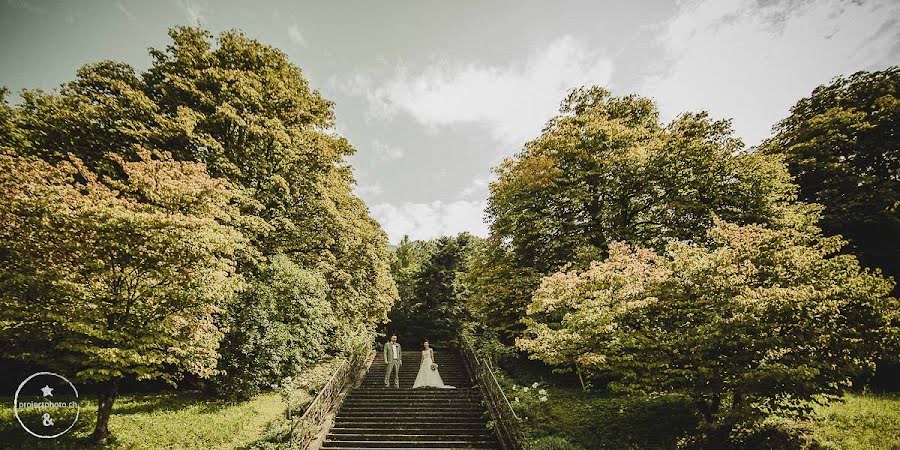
[{"left": 383, "top": 334, "right": 456, "bottom": 389}]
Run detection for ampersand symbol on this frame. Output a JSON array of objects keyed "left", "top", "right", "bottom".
[{"left": 42, "top": 413, "right": 54, "bottom": 427}]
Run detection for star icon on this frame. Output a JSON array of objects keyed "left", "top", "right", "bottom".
[{"left": 40, "top": 385, "right": 53, "bottom": 397}]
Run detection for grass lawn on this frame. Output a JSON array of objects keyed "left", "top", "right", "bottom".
[
  {"left": 0, "top": 391, "right": 285, "bottom": 449},
  {"left": 808, "top": 392, "right": 900, "bottom": 450}
]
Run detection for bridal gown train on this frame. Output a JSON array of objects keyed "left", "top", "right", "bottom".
[{"left": 412, "top": 349, "right": 455, "bottom": 389}]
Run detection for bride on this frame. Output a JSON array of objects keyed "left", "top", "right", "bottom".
[{"left": 412, "top": 340, "right": 455, "bottom": 389}]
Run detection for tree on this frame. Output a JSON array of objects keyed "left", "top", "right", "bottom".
[
  {"left": 0, "top": 151, "right": 246, "bottom": 441},
  {"left": 13, "top": 27, "right": 396, "bottom": 332},
  {"left": 387, "top": 234, "right": 476, "bottom": 345},
  {"left": 473, "top": 87, "right": 796, "bottom": 340},
  {"left": 215, "top": 254, "right": 334, "bottom": 400},
  {"left": 517, "top": 215, "right": 898, "bottom": 437},
  {"left": 10, "top": 26, "right": 397, "bottom": 361},
  {"left": 760, "top": 67, "right": 899, "bottom": 289}
]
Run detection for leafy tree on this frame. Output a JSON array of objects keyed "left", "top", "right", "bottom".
[
  {"left": 473, "top": 87, "right": 796, "bottom": 340},
  {"left": 0, "top": 151, "right": 246, "bottom": 442},
  {"left": 760, "top": 68, "right": 899, "bottom": 289},
  {"left": 387, "top": 234, "right": 475, "bottom": 345},
  {"left": 391, "top": 235, "right": 436, "bottom": 304},
  {"left": 9, "top": 26, "right": 397, "bottom": 358},
  {"left": 215, "top": 254, "right": 334, "bottom": 400},
  {"left": 12, "top": 27, "right": 397, "bottom": 333},
  {"left": 517, "top": 215, "right": 898, "bottom": 437}
]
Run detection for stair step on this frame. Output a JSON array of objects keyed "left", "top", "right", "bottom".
[
  {"left": 322, "top": 440, "right": 497, "bottom": 448},
  {"left": 324, "top": 350, "right": 498, "bottom": 449},
  {"left": 331, "top": 426, "right": 488, "bottom": 433}
]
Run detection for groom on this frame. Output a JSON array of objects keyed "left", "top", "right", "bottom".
[{"left": 383, "top": 334, "right": 402, "bottom": 388}]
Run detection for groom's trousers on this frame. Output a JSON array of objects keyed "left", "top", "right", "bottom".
[{"left": 384, "top": 360, "right": 400, "bottom": 387}]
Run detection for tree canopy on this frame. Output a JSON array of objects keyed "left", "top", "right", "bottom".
[
  {"left": 761, "top": 67, "right": 899, "bottom": 291},
  {"left": 471, "top": 87, "right": 797, "bottom": 339}
]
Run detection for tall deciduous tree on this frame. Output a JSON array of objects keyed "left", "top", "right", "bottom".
[
  {"left": 0, "top": 151, "right": 246, "bottom": 441},
  {"left": 472, "top": 87, "right": 796, "bottom": 340},
  {"left": 10, "top": 26, "right": 397, "bottom": 345},
  {"left": 760, "top": 67, "right": 899, "bottom": 289},
  {"left": 518, "top": 216, "right": 898, "bottom": 436}
]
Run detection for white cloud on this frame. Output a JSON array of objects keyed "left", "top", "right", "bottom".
[
  {"left": 458, "top": 175, "right": 492, "bottom": 200},
  {"left": 372, "top": 139, "right": 405, "bottom": 160},
  {"left": 115, "top": 1, "right": 136, "bottom": 22},
  {"left": 370, "top": 201, "right": 489, "bottom": 243},
  {"left": 288, "top": 24, "right": 307, "bottom": 47},
  {"left": 644, "top": 0, "right": 899, "bottom": 146},
  {"left": 176, "top": 0, "right": 207, "bottom": 24},
  {"left": 348, "top": 36, "right": 614, "bottom": 146}
]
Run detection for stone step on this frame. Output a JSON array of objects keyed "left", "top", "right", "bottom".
[
  {"left": 331, "top": 425, "right": 488, "bottom": 432},
  {"left": 322, "top": 440, "right": 498, "bottom": 448},
  {"left": 334, "top": 421, "right": 487, "bottom": 428},
  {"left": 324, "top": 350, "right": 498, "bottom": 449},
  {"left": 328, "top": 433, "right": 494, "bottom": 441},
  {"left": 337, "top": 412, "right": 486, "bottom": 419}
]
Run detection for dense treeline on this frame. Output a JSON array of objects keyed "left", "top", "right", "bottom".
[
  {"left": 465, "top": 72, "right": 898, "bottom": 447},
  {"left": 0, "top": 27, "right": 397, "bottom": 442},
  {"left": 385, "top": 234, "right": 476, "bottom": 346}
]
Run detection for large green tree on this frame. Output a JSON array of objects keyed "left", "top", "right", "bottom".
[
  {"left": 7, "top": 25, "right": 397, "bottom": 367},
  {"left": 0, "top": 151, "right": 246, "bottom": 441},
  {"left": 760, "top": 67, "right": 899, "bottom": 289},
  {"left": 471, "top": 87, "right": 797, "bottom": 340},
  {"left": 518, "top": 215, "right": 898, "bottom": 439}
]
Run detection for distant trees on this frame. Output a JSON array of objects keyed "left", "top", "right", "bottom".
[
  {"left": 0, "top": 26, "right": 396, "bottom": 442},
  {"left": 387, "top": 234, "right": 476, "bottom": 345},
  {"left": 761, "top": 68, "right": 899, "bottom": 289},
  {"left": 470, "top": 87, "right": 797, "bottom": 340}
]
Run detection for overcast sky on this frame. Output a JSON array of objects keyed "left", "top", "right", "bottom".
[{"left": 2, "top": 0, "right": 898, "bottom": 243}]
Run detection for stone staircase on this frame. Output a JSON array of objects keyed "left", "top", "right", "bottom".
[{"left": 322, "top": 349, "right": 499, "bottom": 449}]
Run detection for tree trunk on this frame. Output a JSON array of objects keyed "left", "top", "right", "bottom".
[{"left": 90, "top": 378, "right": 120, "bottom": 443}]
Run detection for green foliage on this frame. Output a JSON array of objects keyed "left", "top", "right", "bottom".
[
  {"left": 214, "top": 254, "right": 334, "bottom": 400},
  {"left": 9, "top": 25, "right": 397, "bottom": 335},
  {"left": 0, "top": 152, "right": 245, "bottom": 384},
  {"left": 519, "top": 217, "right": 898, "bottom": 433},
  {"left": 472, "top": 86, "right": 797, "bottom": 340},
  {"left": 387, "top": 233, "right": 476, "bottom": 345},
  {"left": 761, "top": 67, "right": 899, "bottom": 288},
  {"left": 525, "top": 436, "right": 586, "bottom": 450},
  {"left": 1, "top": 25, "right": 393, "bottom": 439},
  {"left": 496, "top": 359, "right": 699, "bottom": 450}
]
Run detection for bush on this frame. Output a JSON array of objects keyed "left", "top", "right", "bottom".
[{"left": 213, "top": 254, "right": 335, "bottom": 400}]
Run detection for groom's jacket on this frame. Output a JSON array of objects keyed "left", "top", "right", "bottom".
[{"left": 383, "top": 342, "right": 402, "bottom": 364}]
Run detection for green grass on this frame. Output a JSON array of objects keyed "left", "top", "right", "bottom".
[
  {"left": 495, "top": 358, "right": 900, "bottom": 449},
  {"left": 0, "top": 391, "right": 285, "bottom": 449},
  {"left": 807, "top": 393, "right": 900, "bottom": 450}
]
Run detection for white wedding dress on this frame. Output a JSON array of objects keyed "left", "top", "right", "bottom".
[{"left": 412, "top": 349, "right": 455, "bottom": 389}]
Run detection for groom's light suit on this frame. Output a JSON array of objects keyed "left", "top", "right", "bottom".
[{"left": 383, "top": 341, "right": 402, "bottom": 387}]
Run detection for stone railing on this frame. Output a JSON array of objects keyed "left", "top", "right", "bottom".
[
  {"left": 458, "top": 333, "right": 523, "bottom": 450},
  {"left": 294, "top": 348, "right": 375, "bottom": 449}
]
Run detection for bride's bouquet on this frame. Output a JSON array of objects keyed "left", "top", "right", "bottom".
[{"left": 431, "top": 363, "right": 438, "bottom": 371}]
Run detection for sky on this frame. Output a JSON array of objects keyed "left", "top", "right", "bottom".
[{"left": 2, "top": 0, "right": 898, "bottom": 243}]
